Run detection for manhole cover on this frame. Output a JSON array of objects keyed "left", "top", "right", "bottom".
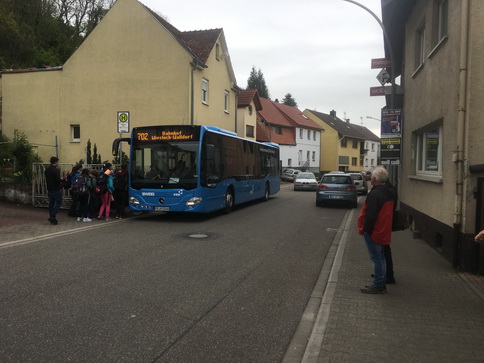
[
  {"left": 174, "top": 232, "right": 221, "bottom": 241},
  {"left": 188, "top": 233, "right": 209, "bottom": 239}
]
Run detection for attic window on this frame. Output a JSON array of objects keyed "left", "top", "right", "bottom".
[
  {"left": 248, "top": 105, "right": 253, "bottom": 115},
  {"left": 301, "top": 114, "right": 308, "bottom": 119},
  {"left": 216, "top": 44, "right": 221, "bottom": 61}
]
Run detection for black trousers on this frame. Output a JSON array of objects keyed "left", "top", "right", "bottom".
[{"left": 384, "top": 244, "right": 394, "bottom": 278}]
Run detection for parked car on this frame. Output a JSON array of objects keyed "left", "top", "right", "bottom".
[
  {"left": 316, "top": 173, "right": 357, "bottom": 208},
  {"left": 350, "top": 173, "right": 368, "bottom": 195},
  {"left": 294, "top": 172, "right": 318, "bottom": 191},
  {"left": 281, "top": 169, "right": 300, "bottom": 182}
]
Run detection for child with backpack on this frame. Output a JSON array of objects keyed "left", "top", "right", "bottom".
[{"left": 74, "top": 168, "right": 92, "bottom": 222}]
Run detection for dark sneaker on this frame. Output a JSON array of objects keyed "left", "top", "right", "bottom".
[
  {"left": 49, "top": 218, "right": 58, "bottom": 225},
  {"left": 360, "top": 285, "right": 387, "bottom": 294}
]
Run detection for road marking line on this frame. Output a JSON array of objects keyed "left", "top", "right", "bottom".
[{"left": 0, "top": 221, "right": 120, "bottom": 249}]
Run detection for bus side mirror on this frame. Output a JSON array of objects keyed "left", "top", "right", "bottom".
[
  {"left": 112, "top": 137, "right": 131, "bottom": 156},
  {"left": 207, "top": 175, "right": 220, "bottom": 186}
]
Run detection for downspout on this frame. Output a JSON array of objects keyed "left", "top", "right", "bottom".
[
  {"left": 190, "top": 59, "right": 205, "bottom": 126},
  {"left": 453, "top": 0, "right": 470, "bottom": 268},
  {"left": 233, "top": 83, "right": 240, "bottom": 135}
]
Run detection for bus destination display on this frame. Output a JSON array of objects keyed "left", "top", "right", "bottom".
[{"left": 135, "top": 127, "right": 200, "bottom": 142}]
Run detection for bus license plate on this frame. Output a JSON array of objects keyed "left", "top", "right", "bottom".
[{"left": 155, "top": 206, "right": 170, "bottom": 211}]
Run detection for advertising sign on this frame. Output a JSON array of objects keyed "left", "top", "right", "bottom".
[
  {"left": 381, "top": 109, "right": 402, "bottom": 138},
  {"left": 380, "top": 109, "right": 402, "bottom": 165},
  {"left": 370, "top": 86, "right": 385, "bottom": 96},
  {"left": 371, "top": 58, "right": 391, "bottom": 69}
]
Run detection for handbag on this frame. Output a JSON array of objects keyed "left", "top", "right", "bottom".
[{"left": 392, "top": 209, "right": 409, "bottom": 231}]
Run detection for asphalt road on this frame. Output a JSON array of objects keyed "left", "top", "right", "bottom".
[{"left": 0, "top": 184, "right": 350, "bottom": 362}]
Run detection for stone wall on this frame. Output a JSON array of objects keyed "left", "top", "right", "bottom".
[{"left": 0, "top": 182, "right": 32, "bottom": 205}]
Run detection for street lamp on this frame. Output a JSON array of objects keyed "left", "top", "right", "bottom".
[
  {"left": 341, "top": 0, "right": 396, "bottom": 109},
  {"left": 366, "top": 116, "right": 382, "bottom": 122}
]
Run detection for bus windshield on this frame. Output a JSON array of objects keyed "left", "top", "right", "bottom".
[{"left": 131, "top": 141, "right": 199, "bottom": 190}]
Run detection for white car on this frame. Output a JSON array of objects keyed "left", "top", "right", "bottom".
[
  {"left": 294, "top": 172, "right": 318, "bottom": 191},
  {"left": 350, "top": 173, "right": 368, "bottom": 195}
]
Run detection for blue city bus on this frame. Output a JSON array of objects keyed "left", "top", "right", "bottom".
[{"left": 112, "top": 125, "right": 280, "bottom": 213}]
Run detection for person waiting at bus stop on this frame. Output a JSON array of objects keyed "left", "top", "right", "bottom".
[
  {"left": 45, "top": 156, "right": 63, "bottom": 225},
  {"left": 357, "top": 166, "right": 397, "bottom": 294}
]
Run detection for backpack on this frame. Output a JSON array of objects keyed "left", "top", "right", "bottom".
[
  {"left": 61, "top": 174, "right": 71, "bottom": 190},
  {"left": 115, "top": 172, "right": 128, "bottom": 192},
  {"left": 95, "top": 174, "right": 108, "bottom": 194},
  {"left": 73, "top": 176, "right": 88, "bottom": 195}
]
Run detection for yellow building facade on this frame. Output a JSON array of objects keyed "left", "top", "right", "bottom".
[
  {"left": 0, "top": 0, "right": 238, "bottom": 163},
  {"left": 304, "top": 109, "right": 367, "bottom": 173}
]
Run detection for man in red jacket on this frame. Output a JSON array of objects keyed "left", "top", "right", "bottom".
[{"left": 358, "top": 167, "right": 397, "bottom": 294}]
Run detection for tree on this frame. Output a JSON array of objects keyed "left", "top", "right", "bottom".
[
  {"left": 92, "top": 143, "right": 101, "bottom": 164},
  {"left": 10, "top": 130, "right": 42, "bottom": 181},
  {"left": 246, "top": 66, "right": 270, "bottom": 99},
  {"left": 86, "top": 139, "right": 92, "bottom": 164},
  {"left": 0, "top": 0, "right": 114, "bottom": 69},
  {"left": 282, "top": 93, "right": 298, "bottom": 107}
]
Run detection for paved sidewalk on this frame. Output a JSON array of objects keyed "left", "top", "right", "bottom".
[
  {"left": 0, "top": 201, "right": 124, "bottom": 246},
  {"left": 307, "top": 209, "right": 484, "bottom": 362}
]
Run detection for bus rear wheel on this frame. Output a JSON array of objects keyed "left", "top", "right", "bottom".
[{"left": 224, "top": 188, "right": 234, "bottom": 214}]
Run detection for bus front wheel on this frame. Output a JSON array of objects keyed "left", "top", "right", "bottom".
[
  {"left": 263, "top": 183, "right": 270, "bottom": 201},
  {"left": 225, "top": 188, "right": 234, "bottom": 214}
]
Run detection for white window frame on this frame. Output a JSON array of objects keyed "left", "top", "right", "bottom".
[
  {"left": 416, "top": 126, "right": 442, "bottom": 177},
  {"left": 415, "top": 25, "right": 426, "bottom": 70},
  {"left": 71, "top": 125, "right": 80, "bottom": 142},
  {"left": 313, "top": 131, "right": 316, "bottom": 141},
  {"left": 288, "top": 158, "right": 292, "bottom": 167},
  {"left": 437, "top": 0, "right": 448, "bottom": 42},
  {"left": 246, "top": 125, "right": 254, "bottom": 138},
  {"left": 299, "top": 129, "right": 303, "bottom": 139},
  {"left": 202, "top": 78, "right": 209, "bottom": 105},
  {"left": 224, "top": 90, "right": 229, "bottom": 113},
  {"left": 307, "top": 130, "right": 310, "bottom": 140},
  {"left": 312, "top": 151, "right": 315, "bottom": 161}
]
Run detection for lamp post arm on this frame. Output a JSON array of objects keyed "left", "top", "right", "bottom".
[{"left": 341, "top": 0, "right": 396, "bottom": 108}]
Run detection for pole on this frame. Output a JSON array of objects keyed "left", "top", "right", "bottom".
[
  {"left": 119, "top": 132, "right": 123, "bottom": 166},
  {"left": 341, "top": 0, "right": 395, "bottom": 108}
]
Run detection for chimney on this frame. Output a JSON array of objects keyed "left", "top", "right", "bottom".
[{"left": 330, "top": 110, "right": 336, "bottom": 117}]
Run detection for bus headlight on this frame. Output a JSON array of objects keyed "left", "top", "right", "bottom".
[
  {"left": 186, "top": 197, "right": 202, "bottom": 206},
  {"left": 129, "top": 196, "right": 140, "bottom": 205}
]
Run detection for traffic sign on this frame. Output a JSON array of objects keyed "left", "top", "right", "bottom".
[
  {"left": 117, "top": 111, "right": 130, "bottom": 133},
  {"left": 376, "top": 68, "right": 390, "bottom": 86}
]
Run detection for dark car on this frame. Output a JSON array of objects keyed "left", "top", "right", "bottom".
[{"left": 316, "top": 173, "right": 357, "bottom": 208}]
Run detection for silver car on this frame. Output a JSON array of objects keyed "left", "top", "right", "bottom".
[
  {"left": 294, "top": 172, "right": 318, "bottom": 191},
  {"left": 316, "top": 173, "right": 358, "bottom": 208},
  {"left": 281, "top": 169, "right": 299, "bottom": 182},
  {"left": 350, "top": 173, "right": 368, "bottom": 195}
]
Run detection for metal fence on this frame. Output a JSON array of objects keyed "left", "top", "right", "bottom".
[{"left": 32, "top": 163, "right": 108, "bottom": 209}]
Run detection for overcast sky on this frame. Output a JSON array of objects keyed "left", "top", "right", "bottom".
[{"left": 140, "top": 0, "right": 387, "bottom": 136}]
